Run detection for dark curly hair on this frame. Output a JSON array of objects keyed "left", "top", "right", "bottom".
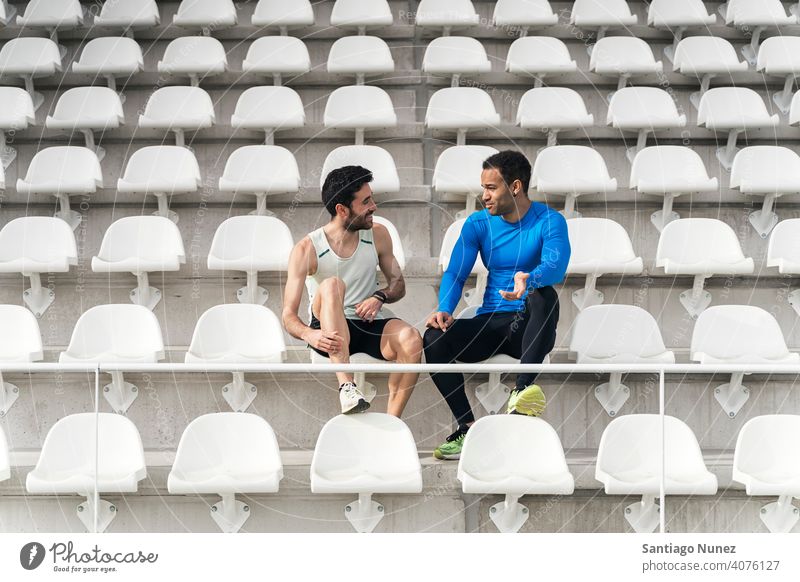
[
  {"left": 482, "top": 150, "right": 531, "bottom": 194},
  {"left": 321, "top": 165, "right": 373, "bottom": 216}
]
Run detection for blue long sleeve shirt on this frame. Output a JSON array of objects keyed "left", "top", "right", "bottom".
[{"left": 438, "top": 203, "right": 571, "bottom": 315}]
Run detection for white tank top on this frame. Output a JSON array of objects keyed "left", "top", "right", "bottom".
[{"left": 306, "top": 227, "right": 386, "bottom": 320}]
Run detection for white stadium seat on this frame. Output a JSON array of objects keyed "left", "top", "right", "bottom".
[
  {"left": 0, "top": 217, "right": 77, "bottom": 317},
  {"left": 416, "top": 0, "right": 479, "bottom": 33},
  {"left": 733, "top": 415, "right": 800, "bottom": 533},
  {"left": 767, "top": 218, "right": 800, "bottom": 316},
  {"left": 59, "top": 304, "right": 165, "bottom": 414},
  {"left": 692, "top": 305, "right": 799, "bottom": 417},
  {"left": 656, "top": 218, "right": 754, "bottom": 318},
  {"left": 117, "top": 145, "right": 202, "bottom": 222},
  {"left": 207, "top": 215, "right": 294, "bottom": 305},
  {"left": 698, "top": 87, "right": 779, "bottom": 171},
  {"left": 566, "top": 217, "right": 644, "bottom": 310},
  {"left": 231, "top": 86, "right": 305, "bottom": 144},
  {"left": 570, "top": 0, "right": 637, "bottom": 45},
  {"left": 311, "top": 413, "right": 422, "bottom": 533},
  {"left": 731, "top": 146, "right": 800, "bottom": 238},
  {"left": 16, "top": 0, "right": 83, "bottom": 48},
  {"left": 324, "top": 85, "right": 397, "bottom": 144},
  {"left": 157, "top": 36, "right": 228, "bottom": 85},
  {"left": 327, "top": 36, "right": 395, "bottom": 81},
  {"left": 531, "top": 145, "right": 617, "bottom": 218},
  {"left": 242, "top": 36, "right": 311, "bottom": 85},
  {"left": 493, "top": 0, "right": 558, "bottom": 34},
  {"left": 607, "top": 87, "right": 686, "bottom": 162},
  {"left": 0, "top": 305, "right": 43, "bottom": 417},
  {"left": 138, "top": 86, "right": 215, "bottom": 147},
  {"left": 432, "top": 145, "right": 498, "bottom": 218},
  {"left": 0, "top": 86, "right": 35, "bottom": 167},
  {"left": 596, "top": 415, "right": 717, "bottom": 533},
  {"left": 506, "top": 37, "right": 577, "bottom": 88},
  {"left": 647, "top": 0, "right": 716, "bottom": 61},
  {"left": 92, "top": 216, "right": 186, "bottom": 310},
  {"left": 0, "top": 37, "right": 61, "bottom": 110},
  {"left": 458, "top": 416, "right": 574, "bottom": 532},
  {"left": 26, "top": 413, "right": 146, "bottom": 533},
  {"left": 569, "top": 304, "right": 674, "bottom": 415},
  {"left": 757, "top": 36, "right": 800, "bottom": 114},
  {"left": 45, "top": 86, "right": 124, "bottom": 160},
  {"left": 71, "top": 37, "right": 144, "bottom": 97},
  {"left": 516, "top": 87, "right": 593, "bottom": 146},
  {"left": 330, "top": 0, "right": 393, "bottom": 31},
  {"left": 251, "top": 0, "right": 314, "bottom": 32},
  {"left": 93, "top": 0, "right": 159, "bottom": 28},
  {"left": 16, "top": 146, "right": 103, "bottom": 231},
  {"left": 173, "top": 0, "right": 237, "bottom": 29},
  {"left": 590, "top": 37, "right": 663, "bottom": 94},
  {"left": 219, "top": 145, "right": 301, "bottom": 214},
  {"left": 0, "top": 425, "right": 8, "bottom": 482},
  {"left": 673, "top": 37, "right": 749, "bottom": 109},
  {"left": 169, "top": 413, "right": 283, "bottom": 532},
  {"left": 185, "top": 305, "right": 286, "bottom": 412},
  {"left": 372, "top": 215, "right": 406, "bottom": 271},
  {"left": 320, "top": 145, "right": 400, "bottom": 193},
  {"left": 425, "top": 87, "right": 501, "bottom": 145},
  {"left": 721, "top": 0, "right": 795, "bottom": 65},
  {"left": 422, "top": 37, "right": 490, "bottom": 84},
  {"left": 630, "top": 146, "right": 718, "bottom": 231},
  {"left": 0, "top": 2, "right": 16, "bottom": 25}
]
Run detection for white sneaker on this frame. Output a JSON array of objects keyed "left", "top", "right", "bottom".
[{"left": 339, "top": 382, "right": 370, "bottom": 414}]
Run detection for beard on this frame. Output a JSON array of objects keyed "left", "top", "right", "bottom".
[{"left": 345, "top": 213, "right": 373, "bottom": 231}]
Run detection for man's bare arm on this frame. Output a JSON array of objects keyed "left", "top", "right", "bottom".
[
  {"left": 282, "top": 238, "right": 315, "bottom": 342},
  {"left": 373, "top": 222, "right": 405, "bottom": 303}
]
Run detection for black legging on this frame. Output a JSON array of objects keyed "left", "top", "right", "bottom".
[{"left": 423, "top": 286, "right": 560, "bottom": 425}]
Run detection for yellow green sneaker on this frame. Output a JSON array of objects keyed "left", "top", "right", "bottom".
[
  {"left": 507, "top": 384, "right": 546, "bottom": 416},
  {"left": 433, "top": 426, "right": 469, "bottom": 460}
]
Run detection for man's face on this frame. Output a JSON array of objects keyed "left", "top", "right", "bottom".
[
  {"left": 340, "top": 183, "right": 377, "bottom": 231},
  {"left": 480, "top": 168, "right": 518, "bottom": 216}
]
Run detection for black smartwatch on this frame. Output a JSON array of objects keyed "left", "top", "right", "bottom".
[{"left": 372, "top": 290, "right": 388, "bottom": 303}]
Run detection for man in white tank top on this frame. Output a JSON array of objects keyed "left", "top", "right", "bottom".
[{"left": 282, "top": 166, "right": 423, "bottom": 416}]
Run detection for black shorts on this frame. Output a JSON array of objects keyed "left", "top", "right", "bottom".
[{"left": 309, "top": 315, "right": 398, "bottom": 360}]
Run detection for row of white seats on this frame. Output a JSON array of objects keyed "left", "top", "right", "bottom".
[
  {"left": 4, "top": 411, "right": 797, "bottom": 533},
  {"left": 0, "top": 294, "right": 796, "bottom": 418},
  {"left": 4, "top": 0, "right": 797, "bottom": 35}
]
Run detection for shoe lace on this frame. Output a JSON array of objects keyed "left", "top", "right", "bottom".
[{"left": 445, "top": 427, "right": 467, "bottom": 443}]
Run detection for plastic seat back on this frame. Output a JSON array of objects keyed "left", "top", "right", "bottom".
[
  {"left": 251, "top": 0, "right": 314, "bottom": 26},
  {"left": 0, "top": 305, "right": 43, "bottom": 362},
  {"left": 656, "top": 218, "right": 752, "bottom": 273},
  {"left": 607, "top": 87, "right": 685, "bottom": 128},
  {"left": 94, "top": 216, "right": 185, "bottom": 267},
  {"left": 231, "top": 86, "right": 304, "bottom": 129},
  {"left": 517, "top": 87, "right": 592, "bottom": 129},
  {"left": 423, "top": 37, "right": 491, "bottom": 75},
  {"left": 566, "top": 217, "right": 642, "bottom": 274},
  {"left": 691, "top": 305, "right": 793, "bottom": 363},
  {"left": 570, "top": 305, "right": 672, "bottom": 362},
  {"left": 118, "top": 146, "right": 201, "bottom": 193},
  {"left": 242, "top": 36, "right": 310, "bottom": 74},
  {"left": 506, "top": 37, "right": 575, "bottom": 74},
  {"left": 327, "top": 36, "right": 394, "bottom": 74},
  {"left": 372, "top": 215, "right": 406, "bottom": 270},
  {"left": 46, "top": 86, "right": 125, "bottom": 130},
  {"left": 0, "top": 87, "right": 35, "bottom": 129},
  {"left": 425, "top": 87, "right": 501, "bottom": 129},
  {"left": 0, "top": 38, "right": 61, "bottom": 76},
  {"left": 416, "top": 0, "right": 479, "bottom": 27},
  {"left": 733, "top": 415, "right": 800, "bottom": 492},
  {"left": 17, "top": 146, "right": 103, "bottom": 194},
  {"left": 571, "top": 0, "right": 637, "bottom": 26},
  {"left": 730, "top": 146, "right": 800, "bottom": 194},
  {"left": 673, "top": 37, "right": 747, "bottom": 75},
  {"left": 757, "top": 36, "right": 800, "bottom": 74},
  {"left": 0, "top": 216, "right": 78, "bottom": 272},
  {"left": 61, "top": 304, "right": 164, "bottom": 362},
  {"left": 324, "top": 86, "right": 397, "bottom": 129},
  {"left": 173, "top": 0, "right": 237, "bottom": 27},
  {"left": 630, "top": 146, "right": 717, "bottom": 194},
  {"left": 139, "top": 86, "right": 215, "bottom": 128},
  {"left": 433, "top": 145, "right": 498, "bottom": 194},
  {"left": 439, "top": 217, "right": 487, "bottom": 274},
  {"left": 207, "top": 215, "right": 294, "bottom": 271},
  {"left": 591, "top": 37, "right": 661, "bottom": 74},
  {"left": 187, "top": 304, "right": 285, "bottom": 362},
  {"left": 698, "top": 87, "right": 777, "bottom": 128},
  {"left": 72, "top": 37, "right": 144, "bottom": 76},
  {"left": 220, "top": 145, "right": 300, "bottom": 194},
  {"left": 17, "top": 0, "right": 83, "bottom": 27},
  {"left": 331, "top": 0, "right": 393, "bottom": 28},
  {"left": 648, "top": 0, "right": 715, "bottom": 26},
  {"left": 94, "top": 0, "right": 160, "bottom": 27},
  {"left": 767, "top": 218, "right": 800, "bottom": 273},
  {"left": 157, "top": 36, "right": 227, "bottom": 74},
  {"left": 494, "top": 0, "right": 558, "bottom": 26},
  {"left": 531, "top": 146, "right": 616, "bottom": 193}
]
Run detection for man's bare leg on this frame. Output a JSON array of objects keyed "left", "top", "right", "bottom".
[
  {"left": 312, "top": 277, "right": 352, "bottom": 386},
  {"left": 380, "top": 320, "right": 423, "bottom": 417}
]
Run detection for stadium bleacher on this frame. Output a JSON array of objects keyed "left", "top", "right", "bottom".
[{"left": 0, "top": 0, "right": 799, "bottom": 533}]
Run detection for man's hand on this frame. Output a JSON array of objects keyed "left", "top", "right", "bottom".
[
  {"left": 304, "top": 329, "right": 344, "bottom": 354},
  {"left": 426, "top": 311, "right": 454, "bottom": 331},
  {"left": 354, "top": 297, "right": 383, "bottom": 322},
  {"left": 499, "top": 271, "right": 530, "bottom": 301}
]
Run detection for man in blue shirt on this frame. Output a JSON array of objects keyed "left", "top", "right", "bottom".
[{"left": 424, "top": 150, "right": 570, "bottom": 459}]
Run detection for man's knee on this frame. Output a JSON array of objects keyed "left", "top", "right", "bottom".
[
  {"left": 422, "top": 327, "right": 447, "bottom": 359},
  {"left": 318, "top": 277, "right": 346, "bottom": 301},
  {"left": 397, "top": 326, "right": 423, "bottom": 361}
]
